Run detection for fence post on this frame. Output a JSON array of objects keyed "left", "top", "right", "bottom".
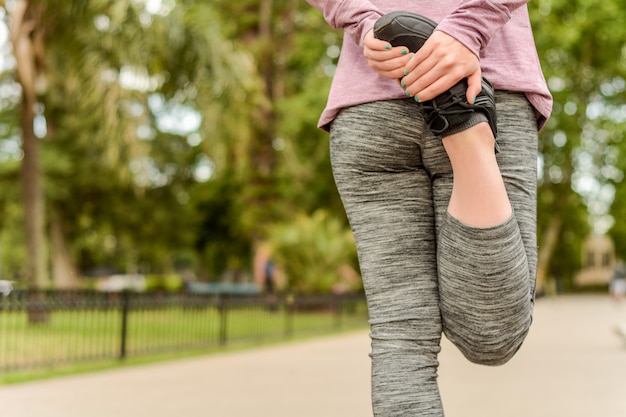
[
  {"left": 334, "top": 294, "right": 343, "bottom": 329},
  {"left": 119, "top": 291, "right": 130, "bottom": 359},
  {"left": 284, "top": 294, "right": 295, "bottom": 337},
  {"left": 218, "top": 295, "right": 228, "bottom": 345}
]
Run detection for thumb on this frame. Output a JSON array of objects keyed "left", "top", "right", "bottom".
[{"left": 466, "top": 71, "right": 482, "bottom": 104}]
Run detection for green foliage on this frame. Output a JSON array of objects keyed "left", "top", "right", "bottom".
[
  {"left": 206, "top": 0, "right": 347, "bottom": 241},
  {"left": 191, "top": 174, "right": 252, "bottom": 280},
  {"left": 266, "top": 210, "right": 359, "bottom": 294},
  {"left": 7, "top": 0, "right": 623, "bottom": 293},
  {"left": 1, "top": 1, "right": 266, "bottom": 281},
  {"left": 529, "top": 0, "right": 626, "bottom": 286},
  {"left": 0, "top": 0, "right": 344, "bottom": 288},
  {"left": 143, "top": 274, "right": 184, "bottom": 291},
  {"left": 0, "top": 200, "right": 26, "bottom": 279}
]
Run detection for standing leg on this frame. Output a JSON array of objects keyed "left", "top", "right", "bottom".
[{"left": 330, "top": 100, "right": 444, "bottom": 416}]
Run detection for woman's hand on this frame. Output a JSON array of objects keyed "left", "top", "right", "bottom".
[
  {"left": 364, "top": 29, "right": 483, "bottom": 104},
  {"left": 401, "top": 31, "right": 482, "bottom": 103}
]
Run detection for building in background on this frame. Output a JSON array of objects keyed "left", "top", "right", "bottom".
[{"left": 574, "top": 234, "right": 615, "bottom": 287}]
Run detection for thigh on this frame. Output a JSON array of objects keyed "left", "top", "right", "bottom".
[{"left": 329, "top": 100, "right": 440, "bottom": 324}]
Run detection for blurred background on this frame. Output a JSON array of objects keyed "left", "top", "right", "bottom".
[{"left": 0, "top": 0, "right": 625, "bottom": 387}]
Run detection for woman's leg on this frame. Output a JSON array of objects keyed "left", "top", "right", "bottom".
[
  {"left": 444, "top": 121, "right": 513, "bottom": 227},
  {"left": 330, "top": 99, "right": 444, "bottom": 416},
  {"left": 426, "top": 92, "right": 538, "bottom": 365}
]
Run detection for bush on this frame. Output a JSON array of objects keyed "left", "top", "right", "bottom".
[
  {"left": 266, "top": 210, "right": 360, "bottom": 294},
  {"left": 144, "top": 274, "right": 184, "bottom": 292}
]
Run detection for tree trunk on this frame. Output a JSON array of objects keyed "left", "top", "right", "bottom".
[
  {"left": 243, "top": 0, "right": 279, "bottom": 242},
  {"left": 22, "top": 99, "right": 49, "bottom": 322},
  {"left": 253, "top": 0, "right": 277, "bottom": 179},
  {"left": 246, "top": 0, "right": 299, "bottom": 239},
  {"left": 10, "top": 0, "right": 50, "bottom": 322},
  {"left": 50, "top": 209, "right": 80, "bottom": 289},
  {"left": 21, "top": 100, "right": 48, "bottom": 283},
  {"left": 536, "top": 216, "right": 562, "bottom": 295}
]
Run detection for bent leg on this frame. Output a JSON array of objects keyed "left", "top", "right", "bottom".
[
  {"left": 427, "top": 92, "right": 538, "bottom": 365},
  {"left": 331, "top": 100, "right": 444, "bottom": 416}
]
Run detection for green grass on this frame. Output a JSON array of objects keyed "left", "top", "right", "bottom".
[{"left": 0, "top": 300, "right": 368, "bottom": 384}]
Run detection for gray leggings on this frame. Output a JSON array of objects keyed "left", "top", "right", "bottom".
[{"left": 329, "top": 92, "right": 537, "bottom": 416}]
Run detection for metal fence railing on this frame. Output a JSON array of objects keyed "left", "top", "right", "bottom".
[{"left": 0, "top": 290, "right": 368, "bottom": 373}]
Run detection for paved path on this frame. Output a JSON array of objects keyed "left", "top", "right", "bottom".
[{"left": 1, "top": 295, "right": 625, "bottom": 416}]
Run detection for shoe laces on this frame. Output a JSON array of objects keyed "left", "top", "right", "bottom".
[{"left": 421, "top": 93, "right": 473, "bottom": 135}]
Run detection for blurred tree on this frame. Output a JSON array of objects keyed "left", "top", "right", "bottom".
[
  {"left": 191, "top": 172, "right": 251, "bottom": 281},
  {"left": 0, "top": 1, "right": 263, "bottom": 287},
  {"left": 267, "top": 210, "right": 359, "bottom": 294},
  {"left": 207, "top": 1, "right": 351, "bottom": 291},
  {"left": 530, "top": 0, "right": 626, "bottom": 292},
  {"left": 0, "top": 63, "right": 23, "bottom": 280},
  {"left": 47, "top": 1, "right": 266, "bottom": 281},
  {"left": 4, "top": 0, "right": 48, "bottom": 292},
  {"left": 0, "top": 0, "right": 347, "bottom": 292},
  {"left": 212, "top": 0, "right": 345, "bottom": 234}
]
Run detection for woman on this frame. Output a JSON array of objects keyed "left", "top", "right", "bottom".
[{"left": 306, "top": 1, "right": 552, "bottom": 416}]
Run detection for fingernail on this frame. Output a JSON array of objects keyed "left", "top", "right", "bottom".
[
  {"left": 401, "top": 81, "right": 406, "bottom": 88},
  {"left": 404, "top": 70, "right": 409, "bottom": 76},
  {"left": 473, "top": 96, "right": 477, "bottom": 103},
  {"left": 405, "top": 90, "right": 411, "bottom": 96},
  {"left": 414, "top": 95, "right": 420, "bottom": 103},
  {"left": 385, "top": 45, "right": 391, "bottom": 50},
  {"left": 401, "top": 49, "right": 408, "bottom": 55},
  {"left": 409, "top": 53, "right": 414, "bottom": 59}
]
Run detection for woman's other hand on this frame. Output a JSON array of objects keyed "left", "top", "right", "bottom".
[{"left": 401, "top": 31, "right": 482, "bottom": 103}]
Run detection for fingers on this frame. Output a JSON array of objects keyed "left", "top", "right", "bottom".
[
  {"left": 401, "top": 59, "right": 467, "bottom": 101},
  {"left": 362, "top": 29, "right": 484, "bottom": 102},
  {"left": 363, "top": 30, "right": 392, "bottom": 52},
  {"left": 402, "top": 65, "right": 480, "bottom": 102},
  {"left": 407, "top": 74, "right": 464, "bottom": 102},
  {"left": 367, "top": 52, "right": 412, "bottom": 79},
  {"left": 466, "top": 71, "right": 483, "bottom": 104},
  {"left": 398, "top": 31, "right": 482, "bottom": 102},
  {"left": 363, "top": 30, "right": 412, "bottom": 80}
]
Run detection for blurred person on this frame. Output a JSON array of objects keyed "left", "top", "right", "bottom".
[
  {"left": 263, "top": 259, "right": 276, "bottom": 294},
  {"left": 610, "top": 261, "right": 626, "bottom": 342},
  {"left": 610, "top": 260, "right": 626, "bottom": 303},
  {"left": 306, "top": 1, "right": 552, "bottom": 415}
]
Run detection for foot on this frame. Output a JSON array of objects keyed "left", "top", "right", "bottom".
[{"left": 373, "top": 11, "right": 498, "bottom": 139}]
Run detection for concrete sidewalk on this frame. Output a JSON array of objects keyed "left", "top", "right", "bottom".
[{"left": 1, "top": 295, "right": 625, "bottom": 416}]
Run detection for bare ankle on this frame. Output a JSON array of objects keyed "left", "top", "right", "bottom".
[{"left": 442, "top": 122, "right": 495, "bottom": 156}]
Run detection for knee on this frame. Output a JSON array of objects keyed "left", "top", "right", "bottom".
[
  {"left": 444, "top": 318, "right": 532, "bottom": 366},
  {"left": 458, "top": 335, "right": 526, "bottom": 366}
]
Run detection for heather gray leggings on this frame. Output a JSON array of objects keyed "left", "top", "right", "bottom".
[{"left": 330, "top": 92, "right": 537, "bottom": 416}]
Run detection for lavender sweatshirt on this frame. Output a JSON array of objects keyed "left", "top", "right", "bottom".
[{"left": 307, "top": 0, "right": 553, "bottom": 131}]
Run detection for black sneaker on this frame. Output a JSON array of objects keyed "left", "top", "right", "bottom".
[
  {"left": 373, "top": 11, "right": 498, "bottom": 139},
  {"left": 373, "top": 10, "right": 437, "bottom": 53},
  {"left": 421, "top": 77, "right": 497, "bottom": 139}
]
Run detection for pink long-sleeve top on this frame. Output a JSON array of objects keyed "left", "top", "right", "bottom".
[{"left": 307, "top": 0, "right": 553, "bottom": 131}]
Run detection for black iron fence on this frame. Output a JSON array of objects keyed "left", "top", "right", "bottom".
[{"left": 0, "top": 290, "right": 367, "bottom": 373}]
